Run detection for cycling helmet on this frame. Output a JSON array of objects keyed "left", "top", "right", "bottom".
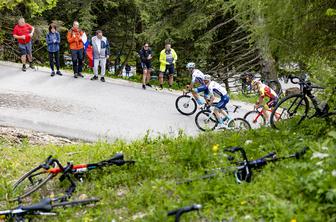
[
  {"left": 251, "top": 79, "right": 261, "bottom": 86},
  {"left": 186, "top": 62, "right": 196, "bottom": 69},
  {"left": 204, "top": 74, "right": 212, "bottom": 81}
]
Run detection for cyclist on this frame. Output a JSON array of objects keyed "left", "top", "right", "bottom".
[
  {"left": 186, "top": 62, "right": 208, "bottom": 105},
  {"left": 251, "top": 79, "right": 278, "bottom": 123},
  {"left": 204, "top": 75, "right": 231, "bottom": 129}
]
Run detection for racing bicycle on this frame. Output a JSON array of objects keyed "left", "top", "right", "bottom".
[
  {"left": 12, "top": 153, "right": 135, "bottom": 201},
  {"left": 178, "top": 146, "right": 308, "bottom": 184},
  {"left": 0, "top": 197, "right": 99, "bottom": 222},
  {"left": 270, "top": 75, "right": 336, "bottom": 129},
  {"left": 195, "top": 104, "right": 251, "bottom": 131},
  {"left": 244, "top": 105, "right": 282, "bottom": 128}
]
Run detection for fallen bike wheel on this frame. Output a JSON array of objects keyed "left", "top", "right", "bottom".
[
  {"left": 195, "top": 110, "right": 218, "bottom": 131},
  {"left": 12, "top": 165, "right": 55, "bottom": 200},
  {"left": 175, "top": 95, "right": 197, "bottom": 115},
  {"left": 244, "top": 111, "right": 266, "bottom": 128},
  {"left": 228, "top": 118, "right": 251, "bottom": 131},
  {"left": 270, "top": 94, "right": 309, "bottom": 130}
]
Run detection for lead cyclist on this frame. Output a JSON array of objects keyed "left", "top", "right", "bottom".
[{"left": 186, "top": 62, "right": 209, "bottom": 106}]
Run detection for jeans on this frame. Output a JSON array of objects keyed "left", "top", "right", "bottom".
[
  {"left": 48, "top": 51, "right": 60, "bottom": 71},
  {"left": 71, "top": 49, "right": 84, "bottom": 74}
]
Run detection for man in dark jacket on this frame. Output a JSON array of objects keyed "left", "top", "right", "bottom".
[{"left": 139, "top": 43, "right": 152, "bottom": 89}]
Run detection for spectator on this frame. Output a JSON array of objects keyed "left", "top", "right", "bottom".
[
  {"left": 159, "top": 42, "right": 177, "bottom": 91},
  {"left": 139, "top": 43, "right": 152, "bottom": 89},
  {"left": 46, "top": 23, "right": 62, "bottom": 77},
  {"left": 125, "top": 63, "right": 131, "bottom": 78},
  {"left": 12, "top": 18, "right": 35, "bottom": 72},
  {"left": 90, "top": 30, "right": 110, "bottom": 82},
  {"left": 67, "top": 21, "right": 84, "bottom": 78}
]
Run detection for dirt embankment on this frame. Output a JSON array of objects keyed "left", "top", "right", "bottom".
[{"left": 0, "top": 126, "right": 77, "bottom": 146}]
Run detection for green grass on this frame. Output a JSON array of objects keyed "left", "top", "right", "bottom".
[{"left": 0, "top": 119, "right": 335, "bottom": 221}]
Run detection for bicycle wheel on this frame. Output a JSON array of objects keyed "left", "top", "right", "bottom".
[
  {"left": 175, "top": 95, "right": 197, "bottom": 115},
  {"left": 244, "top": 111, "right": 266, "bottom": 128},
  {"left": 228, "top": 118, "right": 251, "bottom": 131},
  {"left": 270, "top": 94, "right": 309, "bottom": 129},
  {"left": 12, "top": 165, "right": 55, "bottom": 200},
  {"left": 195, "top": 110, "right": 218, "bottom": 131}
]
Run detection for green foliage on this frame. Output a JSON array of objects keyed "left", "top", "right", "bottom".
[
  {"left": 0, "top": 119, "right": 335, "bottom": 221},
  {"left": 0, "top": 0, "right": 57, "bottom": 15}
]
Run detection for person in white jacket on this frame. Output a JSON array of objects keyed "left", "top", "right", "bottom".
[{"left": 90, "top": 30, "right": 110, "bottom": 82}]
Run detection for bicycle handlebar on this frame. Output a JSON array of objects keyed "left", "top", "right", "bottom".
[{"left": 168, "top": 204, "right": 202, "bottom": 222}]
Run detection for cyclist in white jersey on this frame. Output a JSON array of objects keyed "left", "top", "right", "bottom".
[
  {"left": 204, "top": 75, "right": 231, "bottom": 128},
  {"left": 186, "top": 62, "right": 209, "bottom": 105}
]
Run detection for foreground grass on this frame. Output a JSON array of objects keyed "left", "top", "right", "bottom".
[{"left": 0, "top": 119, "right": 335, "bottom": 222}]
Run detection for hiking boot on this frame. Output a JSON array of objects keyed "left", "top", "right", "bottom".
[
  {"left": 56, "top": 70, "right": 63, "bottom": 76},
  {"left": 22, "top": 64, "right": 27, "bottom": 72},
  {"left": 91, "top": 76, "right": 98, "bottom": 80},
  {"left": 78, "top": 73, "right": 84, "bottom": 78},
  {"left": 100, "top": 77, "right": 105, "bottom": 82},
  {"left": 142, "top": 84, "right": 146, "bottom": 90},
  {"left": 51, "top": 71, "right": 55, "bottom": 77}
]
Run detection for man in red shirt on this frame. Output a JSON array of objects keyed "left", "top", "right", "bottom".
[{"left": 12, "top": 18, "right": 35, "bottom": 71}]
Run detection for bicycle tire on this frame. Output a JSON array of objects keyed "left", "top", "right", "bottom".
[
  {"left": 270, "top": 94, "right": 309, "bottom": 129},
  {"left": 228, "top": 118, "right": 251, "bottom": 131},
  {"left": 175, "top": 95, "right": 197, "bottom": 116},
  {"left": 195, "top": 110, "right": 218, "bottom": 131},
  {"left": 244, "top": 111, "right": 266, "bottom": 128},
  {"left": 12, "top": 166, "right": 55, "bottom": 200}
]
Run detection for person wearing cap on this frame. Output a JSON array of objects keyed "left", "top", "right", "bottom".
[
  {"left": 185, "top": 62, "right": 209, "bottom": 105},
  {"left": 159, "top": 42, "right": 177, "bottom": 91},
  {"left": 12, "top": 18, "right": 35, "bottom": 71},
  {"left": 203, "top": 75, "right": 231, "bottom": 129}
]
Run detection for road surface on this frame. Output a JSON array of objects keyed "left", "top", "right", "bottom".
[{"left": 0, "top": 62, "right": 253, "bottom": 142}]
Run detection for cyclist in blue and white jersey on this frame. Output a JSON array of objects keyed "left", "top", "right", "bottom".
[{"left": 186, "top": 62, "right": 209, "bottom": 105}]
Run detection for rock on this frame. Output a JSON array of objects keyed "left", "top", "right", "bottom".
[{"left": 285, "top": 87, "right": 301, "bottom": 96}]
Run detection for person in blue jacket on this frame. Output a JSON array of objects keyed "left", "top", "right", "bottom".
[{"left": 46, "top": 23, "right": 62, "bottom": 77}]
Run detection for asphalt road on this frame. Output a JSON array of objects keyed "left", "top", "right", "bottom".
[{"left": 0, "top": 62, "right": 253, "bottom": 142}]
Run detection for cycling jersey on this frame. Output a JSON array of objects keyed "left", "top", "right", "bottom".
[
  {"left": 191, "top": 69, "right": 205, "bottom": 85},
  {"left": 208, "top": 81, "right": 227, "bottom": 97},
  {"left": 258, "top": 83, "right": 278, "bottom": 99}
]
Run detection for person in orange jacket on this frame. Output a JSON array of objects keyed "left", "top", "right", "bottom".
[{"left": 67, "top": 21, "right": 84, "bottom": 78}]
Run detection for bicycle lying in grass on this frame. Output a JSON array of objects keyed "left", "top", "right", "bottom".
[
  {"left": 244, "top": 105, "right": 282, "bottom": 128},
  {"left": 0, "top": 197, "right": 99, "bottom": 222},
  {"left": 12, "top": 153, "right": 135, "bottom": 201},
  {"left": 195, "top": 104, "right": 251, "bottom": 131},
  {"left": 178, "top": 146, "right": 308, "bottom": 184},
  {"left": 168, "top": 204, "right": 202, "bottom": 222},
  {"left": 270, "top": 75, "right": 336, "bottom": 129}
]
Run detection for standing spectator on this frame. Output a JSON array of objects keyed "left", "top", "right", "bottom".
[
  {"left": 139, "top": 43, "right": 152, "bottom": 89},
  {"left": 12, "top": 18, "right": 35, "bottom": 72},
  {"left": 67, "top": 21, "right": 84, "bottom": 78},
  {"left": 90, "top": 30, "right": 110, "bottom": 82},
  {"left": 159, "top": 42, "right": 177, "bottom": 91},
  {"left": 46, "top": 23, "right": 62, "bottom": 77},
  {"left": 125, "top": 63, "right": 131, "bottom": 78}
]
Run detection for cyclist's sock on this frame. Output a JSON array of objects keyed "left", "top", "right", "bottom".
[{"left": 218, "top": 117, "right": 224, "bottom": 124}]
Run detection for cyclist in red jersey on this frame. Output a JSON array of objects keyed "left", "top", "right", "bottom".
[{"left": 251, "top": 80, "right": 278, "bottom": 123}]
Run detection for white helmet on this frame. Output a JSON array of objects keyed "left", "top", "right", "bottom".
[
  {"left": 204, "top": 74, "right": 212, "bottom": 81},
  {"left": 186, "top": 62, "right": 195, "bottom": 69}
]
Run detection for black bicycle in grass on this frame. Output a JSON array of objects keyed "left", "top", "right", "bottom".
[
  {"left": 168, "top": 204, "right": 202, "bottom": 222},
  {"left": 178, "top": 146, "right": 308, "bottom": 184},
  {"left": 0, "top": 196, "right": 99, "bottom": 222},
  {"left": 11, "top": 153, "right": 135, "bottom": 201},
  {"left": 270, "top": 75, "right": 336, "bottom": 129}
]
